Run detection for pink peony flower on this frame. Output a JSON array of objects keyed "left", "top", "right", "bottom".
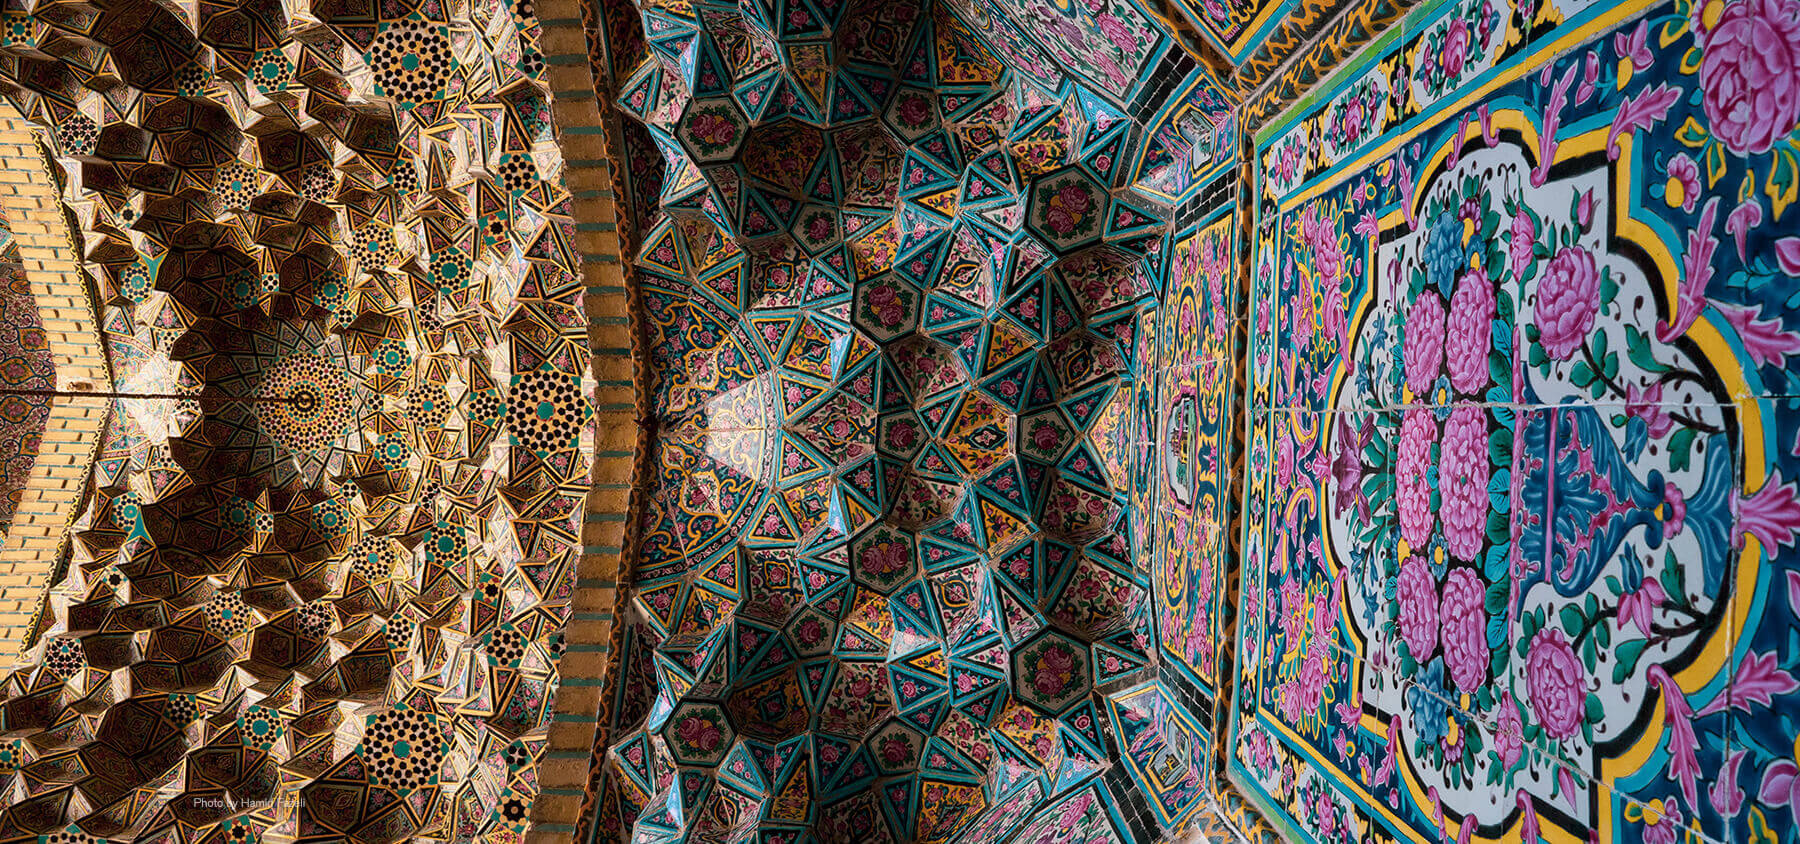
[
  {"left": 1282, "top": 646, "right": 1329, "bottom": 722},
  {"left": 1445, "top": 270, "right": 1494, "bottom": 394},
  {"left": 1526, "top": 628, "right": 1587, "bottom": 738},
  {"left": 1404, "top": 291, "right": 1447, "bottom": 396},
  {"left": 1396, "top": 409, "right": 1438, "bottom": 547},
  {"left": 1440, "top": 406, "right": 1491, "bottom": 560},
  {"left": 1533, "top": 245, "right": 1601, "bottom": 361},
  {"left": 1396, "top": 552, "right": 1440, "bottom": 661},
  {"left": 1697, "top": 0, "right": 1800, "bottom": 155},
  {"left": 1439, "top": 567, "right": 1488, "bottom": 692}
]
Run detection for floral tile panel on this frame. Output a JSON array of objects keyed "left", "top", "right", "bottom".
[{"left": 1237, "top": 1, "right": 1800, "bottom": 844}]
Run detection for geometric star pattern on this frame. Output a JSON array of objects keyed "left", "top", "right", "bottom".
[
  {"left": 0, "top": 0, "right": 590, "bottom": 839},
  {"left": 587, "top": 1, "right": 1241, "bottom": 841}
]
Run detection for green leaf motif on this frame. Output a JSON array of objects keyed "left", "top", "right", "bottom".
[
  {"left": 1571, "top": 360, "right": 1593, "bottom": 387},
  {"left": 1613, "top": 639, "right": 1650, "bottom": 683},
  {"left": 1669, "top": 427, "right": 1698, "bottom": 472},
  {"left": 1560, "top": 605, "right": 1585, "bottom": 637},
  {"left": 1625, "top": 325, "right": 1672, "bottom": 372}
]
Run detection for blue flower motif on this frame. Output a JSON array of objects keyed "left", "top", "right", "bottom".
[
  {"left": 1407, "top": 659, "right": 1450, "bottom": 746},
  {"left": 1424, "top": 212, "right": 1464, "bottom": 292}
]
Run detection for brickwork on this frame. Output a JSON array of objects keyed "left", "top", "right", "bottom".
[
  {"left": 526, "top": 7, "right": 641, "bottom": 843},
  {"left": 0, "top": 103, "right": 107, "bottom": 663}
]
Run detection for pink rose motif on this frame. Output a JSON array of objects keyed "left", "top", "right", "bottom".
[
  {"left": 898, "top": 95, "right": 930, "bottom": 126},
  {"left": 880, "top": 735, "right": 910, "bottom": 766},
  {"left": 1281, "top": 646, "right": 1328, "bottom": 722},
  {"left": 676, "top": 714, "right": 722, "bottom": 752},
  {"left": 1533, "top": 245, "right": 1601, "bottom": 361},
  {"left": 1526, "top": 628, "right": 1587, "bottom": 738},
  {"left": 1276, "top": 429, "right": 1295, "bottom": 491},
  {"left": 886, "top": 421, "right": 918, "bottom": 450},
  {"left": 1439, "top": 567, "right": 1487, "bottom": 692},
  {"left": 1396, "top": 552, "right": 1440, "bottom": 661},
  {"left": 846, "top": 674, "right": 872, "bottom": 698},
  {"left": 1030, "top": 420, "right": 1063, "bottom": 452},
  {"left": 1697, "top": 0, "right": 1800, "bottom": 155},
  {"left": 1095, "top": 13, "right": 1136, "bottom": 52},
  {"left": 1042, "top": 183, "right": 1094, "bottom": 237},
  {"left": 690, "top": 110, "right": 736, "bottom": 147},
  {"left": 1396, "top": 409, "right": 1438, "bottom": 547},
  {"left": 1403, "top": 291, "right": 1447, "bottom": 396},
  {"left": 861, "top": 539, "right": 909, "bottom": 577},
  {"left": 1033, "top": 644, "right": 1075, "bottom": 697},
  {"left": 1445, "top": 270, "right": 1494, "bottom": 394},
  {"left": 1440, "top": 406, "right": 1491, "bottom": 561},
  {"left": 1508, "top": 208, "right": 1536, "bottom": 279},
  {"left": 867, "top": 284, "right": 904, "bottom": 328},
  {"left": 1443, "top": 18, "right": 1470, "bottom": 77},
  {"left": 1306, "top": 210, "right": 1346, "bottom": 290}
]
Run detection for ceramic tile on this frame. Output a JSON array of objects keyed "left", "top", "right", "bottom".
[
  {"left": 1498, "top": 401, "right": 1738, "bottom": 841},
  {"left": 1721, "top": 397, "right": 1800, "bottom": 843}
]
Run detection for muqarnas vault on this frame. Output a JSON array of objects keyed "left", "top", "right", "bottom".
[
  {"left": 0, "top": 0, "right": 595, "bottom": 840},
  {"left": 583, "top": 0, "right": 1242, "bottom": 842}
]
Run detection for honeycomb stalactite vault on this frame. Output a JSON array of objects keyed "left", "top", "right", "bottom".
[
  {"left": 578, "top": 1, "right": 1246, "bottom": 841},
  {"left": 0, "top": 0, "right": 605, "bottom": 838}
]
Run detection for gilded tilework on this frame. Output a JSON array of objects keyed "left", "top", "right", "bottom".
[{"left": 0, "top": 0, "right": 606, "bottom": 839}]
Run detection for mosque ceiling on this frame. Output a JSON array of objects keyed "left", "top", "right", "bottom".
[
  {"left": 584, "top": 1, "right": 1246, "bottom": 841},
  {"left": 0, "top": 0, "right": 594, "bottom": 839}
]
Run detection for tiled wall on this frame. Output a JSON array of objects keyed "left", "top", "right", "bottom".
[{"left": 1235, "top": 2, "right": 1800, "bottom": 844}]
